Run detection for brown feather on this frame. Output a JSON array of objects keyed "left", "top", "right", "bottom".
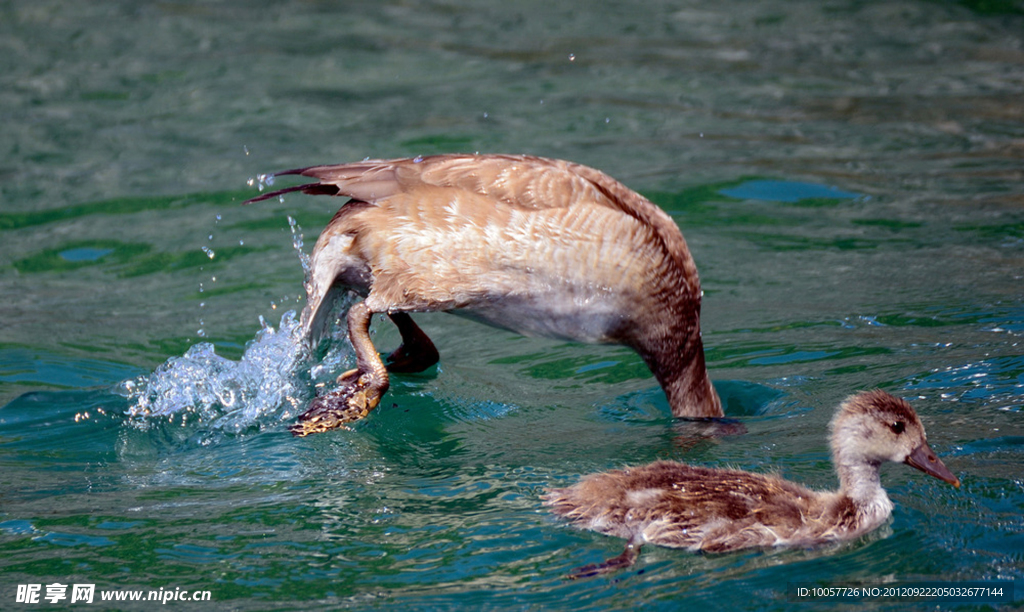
[{"left": 545, "top": 390, "right": 959, "bottom": 564}]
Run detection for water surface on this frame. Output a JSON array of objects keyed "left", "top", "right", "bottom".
[{"left": 1, "top": 0, "right": 1022, "bottom": 609}]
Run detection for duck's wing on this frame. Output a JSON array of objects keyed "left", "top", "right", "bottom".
[{"left": 245, "top": 154, "right": 696, "bottom": 274}]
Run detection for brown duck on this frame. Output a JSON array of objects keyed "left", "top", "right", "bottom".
[
  {"left": 246, "top": 154, "right": 722, "bottom": 435},
  {"left": 544, "top": 390, "right": 960, "bottom": 578}
]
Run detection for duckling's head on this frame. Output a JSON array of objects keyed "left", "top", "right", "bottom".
[{"left": 829, "top": 390, "right": 960, "bottom": 488}]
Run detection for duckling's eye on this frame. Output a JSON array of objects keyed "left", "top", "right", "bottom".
[{"left": 889, "top": 421, "right": 905, "bottom": 435}]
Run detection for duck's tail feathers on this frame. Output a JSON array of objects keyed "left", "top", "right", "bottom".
[{"left": 242, "top": 178, "right": 341, "bottom": 205}]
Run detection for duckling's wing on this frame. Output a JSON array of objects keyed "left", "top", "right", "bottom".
[
  {"left": 646, "top": 465, "right": 821, "bottom": 551},
  {"left": 546, "top": 461, "right": 820, "bottom": 552}
]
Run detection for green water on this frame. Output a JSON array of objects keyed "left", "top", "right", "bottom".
[{"left": 2, "top": 0, "right": 1022, "bottom": 609}]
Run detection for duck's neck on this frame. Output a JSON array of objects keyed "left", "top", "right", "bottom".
[
  {"left": 834, "top": 456, "right": 893, "bottom": 529},
  {"left": 636, "top": 319, "right": 723, "bottom": 419}
]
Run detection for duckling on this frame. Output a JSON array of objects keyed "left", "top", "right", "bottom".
[
  {"left": 245, "top": 154, "right": 723, "bottom": 435},
  {"left": 544, "top": 390, "right": 960, "bottom": 578}
]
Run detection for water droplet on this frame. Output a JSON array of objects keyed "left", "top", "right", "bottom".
[
  {"left": 605, "top": 117, "right": 610, "bottom": 123},
  {"left": 215, "top": 214, "right": 222, "bottom": 222},
  {"left": 239, "top": 239, "right": 245, "bottom": 246},
  {"left": 568, "top": 53, "right": 575, "bottom": 61},
  {"left": 243, "top": 145, "right": 250, "bottom": 156},
  {"left": 201, "top": 246, "right": 215, "bottom": 259},
  {"left": 413, "top": 155, "right": 424, "bottom": 163}
]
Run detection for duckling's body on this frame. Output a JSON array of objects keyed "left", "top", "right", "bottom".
[
  {"left": 544, "top": 390, "right": 960, "bottom": 577},
  {"left": 246, "top": 154, "right": 722, "bottom": 435}
]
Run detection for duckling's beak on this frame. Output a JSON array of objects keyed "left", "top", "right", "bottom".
[{"left": 905, "top": 442, "right": 961, "bottom": 488}]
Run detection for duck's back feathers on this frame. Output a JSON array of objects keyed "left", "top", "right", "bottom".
[{"left": 247, "top": 155, "right": 697, "bottom": 281}]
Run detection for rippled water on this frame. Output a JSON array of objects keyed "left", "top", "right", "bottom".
[{"left": 2, "top": 0, "right": 1022, "bottom": 609}]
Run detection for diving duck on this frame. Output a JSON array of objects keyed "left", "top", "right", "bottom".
[
  {"left": 245, "top": 154, "right": 723, "bottom": 435},
  {"left": 544, "top": 390, "right": 960, "bottom": 578}
]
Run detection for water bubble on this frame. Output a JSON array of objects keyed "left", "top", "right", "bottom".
[
  {"left": 201, "top": 246, "right": 215, "bottom": 259},
  {"left": 568, "top": 53, "right": 576, "bottom": 61},
  {"left": 239, "top": 239, "right": 245, "bottom": 246},
  {"left": 243, "top": 145, "right": 250, "bottom": 156}
]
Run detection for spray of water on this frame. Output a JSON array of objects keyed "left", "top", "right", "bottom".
[{"left": 117, "top": 215, "right": 356, "bottom": 436}]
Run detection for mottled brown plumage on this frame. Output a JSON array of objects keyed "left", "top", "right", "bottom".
[
  {"left": 246, "top": 154, "right": 722, "bottom": 435},
  {"left": 544, "top": 390, "right": 960, "bottom": 577}
]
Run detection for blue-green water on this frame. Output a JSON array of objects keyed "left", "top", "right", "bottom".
[{"left": 2, "top": 1, "right": 1022, "bottom": 609}]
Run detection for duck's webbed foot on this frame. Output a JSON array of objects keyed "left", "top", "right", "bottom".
[
  {"left": 291, "top": 368, "right": 387, "bottom": 436},
  {"left": 292, "top": 300, "right": 390, "bottom": 436},
  {"left": 565, "top": 538, "right": 642, "bottom": 580},
  {"left": 384, "top": 313, "right": 439, "bottom": 373}
]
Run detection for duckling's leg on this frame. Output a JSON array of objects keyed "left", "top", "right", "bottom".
[
  {"left": 565, "top": 536, "right": 644, "bottom": 580},
  {"left": 291, "top": 301, "right": 389, "bottom": 436},
  {"left": 385, "top": 313, "right": 440, "bottom": 373}
]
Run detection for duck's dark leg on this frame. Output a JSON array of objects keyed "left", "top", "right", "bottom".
[
  {"left": 292, "top": 301, "right": 389, "bottom": 436},
  {"left": 566, "top": 536, "right": 644, "bottom": 580},
  {"left": 385, "top": 313, "right": 440, "bottom": 373}
]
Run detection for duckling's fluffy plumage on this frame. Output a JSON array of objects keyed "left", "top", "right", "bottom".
[{"left": 545, "top": 390, "right": 959, "bottom": 575}]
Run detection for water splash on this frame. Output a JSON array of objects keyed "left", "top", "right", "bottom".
[
  {"left": 246, "top": 173, "right": 275, "bottom": 192},
  {"left": 116, "top": 205, "right": 359, "bottom": 439},
  {"left": 118, "top": 311, "right": 312, "bottom": 434},
  {"left": 288, "top": 216, "right": 311, "bottom": 272}
]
